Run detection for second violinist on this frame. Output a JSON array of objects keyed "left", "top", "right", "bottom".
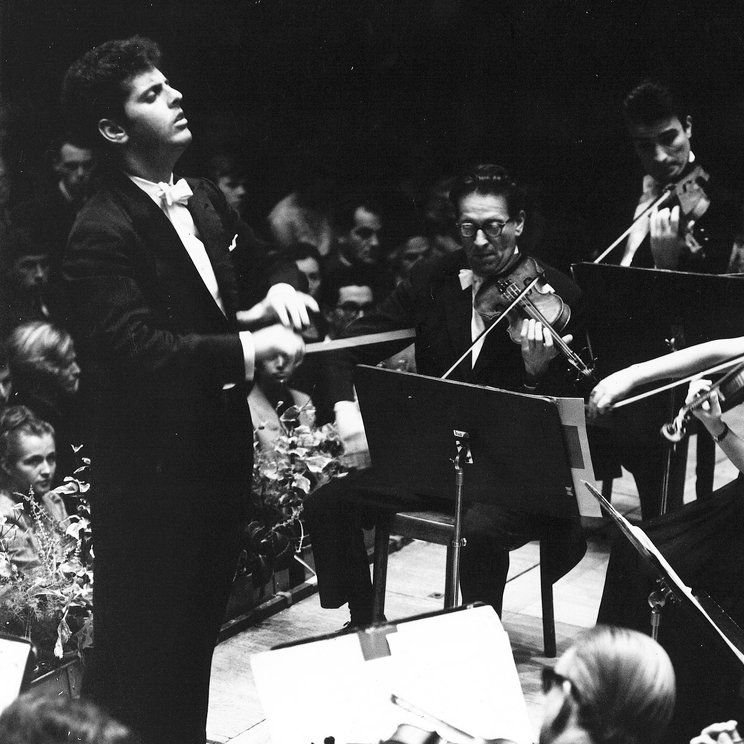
[{"left": 602, "top": 79, "right": 737, "bottom": 273}]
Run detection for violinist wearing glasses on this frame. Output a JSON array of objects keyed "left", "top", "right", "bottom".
[
  {"left": 589, "top": 339, "right": 744, "bottom": 741},
  {"left": 304, "top": 164, "right": 589, "bottom": 626}
]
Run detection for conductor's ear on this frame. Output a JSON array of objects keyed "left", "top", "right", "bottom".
[{"left": 98, "top": 118, "right": 128, "bottom": 146}]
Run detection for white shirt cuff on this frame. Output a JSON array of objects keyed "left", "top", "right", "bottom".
[{"left": 239, "top": 331, "right": 255, "bottom": 381}]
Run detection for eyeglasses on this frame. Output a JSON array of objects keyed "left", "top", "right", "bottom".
[
  {"left": 541, "top": 666, "right": 582, "bottom": 703},
  {"left": 337, "top": 301, "right": 375, "bottom": 315},
  {"left": 456, "top": 219, "right": 511, "bottom": 240},
  {"left": 352, "top": 226, "right": 381, "bottom": 241}
]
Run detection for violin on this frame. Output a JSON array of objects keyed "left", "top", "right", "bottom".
[
  {"left": 473, "top": 254, "right": 595, "bottom": 380},
  {"left": 661, "top": 361, "right": 744, "bottom": 442},
  {"left": 594, "top": 164, "right": 712, "bottom": 264}
]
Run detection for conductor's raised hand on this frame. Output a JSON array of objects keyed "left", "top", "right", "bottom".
[
  {"left": 237, "top": 283, "right": 319, "bottom": 331},
  {"left": 520, "top": 318, "right": 572, "bottom": 380},
  {"left": 252, "top": 324, "right": 305, "bottom": 367}
]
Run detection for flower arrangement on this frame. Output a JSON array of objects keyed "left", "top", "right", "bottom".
[
  {"left": 0, "top": 453, "right": 93, "bottom": 675},
  {"left": 239, "top": 404, "right": 347, "bottom": 587}
]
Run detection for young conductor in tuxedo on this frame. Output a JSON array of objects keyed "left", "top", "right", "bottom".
[{"left": 60, "top": 36, "right": 310, "bottom": 744}]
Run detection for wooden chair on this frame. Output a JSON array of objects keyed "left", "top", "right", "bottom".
[{"left": 371, "top": 509, "right": 558, "bottom": 657}]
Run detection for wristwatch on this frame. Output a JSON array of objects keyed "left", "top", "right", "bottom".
[{"left": 712, "top": 422, "right": 730, "bottom": 443}]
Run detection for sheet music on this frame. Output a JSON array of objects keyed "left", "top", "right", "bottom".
[
  {"left": 251, "top": 605, "right": 533, "bottom": 744},
  {"left": 553, "top": 397, "right": 601, "bottom": 517}
]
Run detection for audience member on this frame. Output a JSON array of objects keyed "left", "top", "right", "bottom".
[
  {"left": 207, "top": 152, "right": 249, "bottom": 216},
  {"left": 5, "top": 321, "right": 81, "bottom": 486},
  {"left": 0, "top": 227, "right": 54, "bottom": 337},
  {"left": 10, "top": 138, "right": 96, "bottom": 273},
  {"left": 285, "top": 242, "right": 327, "bottom": 342},
  {"left": 248, "top": 351, "right": 314, "bottom": 448},
  {"left": 0, "top": 405, "right": 70, "bottom": 574},
  {"left": 422, "top": 176, "right": 460, "bottom": 256},
  {"left": 320, "top": 270, "right": 376, "bottom": 341},
  {"left": 0, "top": 694, "right": 140, "bottom": 744},
  {"left": 267, "top": 170, "right": 337, "bottom": 257},
  {"left": 540, "top": 625, "right": 675, "bottom": 744},
  {"left": 0, "top": 343, "right": 11, "bottom": 407},
  {"left": 389, "top": 235, "right": 432, "bottom": 285},
  {"left": 325, "top": 194, "right": 393, "bottom": 300}
]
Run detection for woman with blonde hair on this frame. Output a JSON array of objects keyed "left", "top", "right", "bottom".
[
  {"left": 540, "top": 625, "right": 676, "bottom": 744},
  {"left": 5, "top": 321, "right": 81, "bottom": 483}
]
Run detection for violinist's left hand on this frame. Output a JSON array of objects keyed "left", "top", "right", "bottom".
[
  {"left": 649, "top": 204, "right": 682, "bottom": 269},
  {"left": 521, "top": 318, "right": 573, "bottom": 381}
]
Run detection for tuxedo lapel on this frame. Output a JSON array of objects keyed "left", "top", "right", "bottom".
[
  {"left": 109, "top": 173, "right": 233, "bottom": 328},
  {"left": 186, "top": 180, "right": 240, "bottom": 323},
  {"left": 441, "top": 273, "right": 475, "bottom": 381}
]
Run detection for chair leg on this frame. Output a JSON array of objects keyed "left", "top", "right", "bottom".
[
  {"left": 371, "top": 515, "right": 391, "bottom": 622},
  {"left": 540, "top": 540, "right": 557, "bottom": 658}
]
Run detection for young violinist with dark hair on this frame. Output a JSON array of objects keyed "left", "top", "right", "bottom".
[
  {"left": 304, "top": 163, "right": 589, "bottom": 626},
  {"left": 589, "top": 339, "right": 744, "bottom": 744}
]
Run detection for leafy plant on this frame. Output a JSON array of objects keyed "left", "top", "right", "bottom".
[
  {"left": 0, "top": 452, "right": 93, "bottom": 675},
  {"left": 239, "top": 404, "right": 347, "bottom": 587}
]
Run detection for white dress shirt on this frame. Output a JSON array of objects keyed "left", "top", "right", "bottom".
[{"left": 128, "top": 174, "right": 255, "bottom": 380}]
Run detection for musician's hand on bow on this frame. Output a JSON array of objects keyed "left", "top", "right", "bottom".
[
  {"left": 690, "top": 720, "right": 741, "bottom": 744},
  {"left": 521, "top": 318, "right": 573, "bottom": 380},
  {"left": 649, "top": 204, "right": 682, "bottom": 269},
  {"left": 686, "top": 378, "right": 724, "bottom": 431},
  {"left": 588, "top": 368, "right": 641, "bottom": 418},
  {"left": 238, "top": 283, "right": 319, "bottom": 331}
]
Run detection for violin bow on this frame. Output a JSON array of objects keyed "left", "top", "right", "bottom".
[
  {"left": 593, "top": 186, "right": 674, "bottom": 264},
  {"left": 440, "top": 274, "right": 542, "bottom": 380},
  {"left": 611, "top": 352, "right": 744, "bottom": 409}
]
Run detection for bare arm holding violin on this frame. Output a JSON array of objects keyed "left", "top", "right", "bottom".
[
  {"left": 685, "top": 379, "right": 744, "bottom": 474},
  {"left": 589, "top": 337, "right": 744, "bottom": 415}
]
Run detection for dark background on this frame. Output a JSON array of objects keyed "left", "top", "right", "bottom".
[{"left": 3, "top": 0, "right": 744, "bottom": 264}]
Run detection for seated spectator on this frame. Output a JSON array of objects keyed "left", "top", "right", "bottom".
[
  {"left": 320, "top": 270, "right": 376, "bottom": 341},
  {"left": 207, "top": 152, "right": 249, "bottom": 217},
  {"left": 0, "top": 406, "right": 70, "bottom": 574},
  {"left": 268, "top": 168, "right": 337, "bottom": 257},
  {"left": 0, "top": 343, "right": 11, "bottom": 408},
  {"left": 389, "top": 235, "right": 432, "bottom": 285},
  {"left": 325, "top": 195, "right": 393, "bottom": 300},
  {"left": 0, "top": 227, "right": 54, "bottom": 337},
  {"left": 422, "top": 176, "right": 460, "bottom": 256},
  {"left": 0, "top": 693, "right": 139, "bottom": 744},
  {"left": 248, "top": 352, "right": 314, "bottom": 448},
  {"left": 10, "top": 138, "right": 95, "bottom": 275},
  {"left": 285, "top": 242, "right": 327, "bottom": 342},
  {"left": 5, "top": 322, "right": 81, "bottom": 485},
  {"left": 540, "top": 625, "right": 675, "bottom": 744}
]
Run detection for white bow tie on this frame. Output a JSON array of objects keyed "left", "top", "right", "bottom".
[
  {"left": 157, "top": 178, "right": 193, "bottom": 207},
  {"left": 459, "top": 268, "right": 486, "bottom": 291}
]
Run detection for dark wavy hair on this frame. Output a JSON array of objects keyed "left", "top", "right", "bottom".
[
  {"left": 623, "top": 79, "right": 686, "bottom": 129},
  {"left": 61, "top": 36, "right": 162, "bottom": 151},
  {"left": 448, "top": 163, "right": 525, "bottom": 217}
]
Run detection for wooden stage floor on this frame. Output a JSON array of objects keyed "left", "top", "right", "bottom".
[{"left": 206, "top": 436, "right": 740, "bottom": 744}]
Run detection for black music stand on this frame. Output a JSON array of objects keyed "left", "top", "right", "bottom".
[
  {"left": 583, "top": 481, "right": 744, "bottom": 664},
  {"left": 353, "top": 365, "right": 579, "bottom": 604},
  {"left": 572, "top": 263, "right": 744, "bottom": 513}
]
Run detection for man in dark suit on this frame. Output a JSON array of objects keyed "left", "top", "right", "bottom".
[
  {"left": 304, "top": 164, "right": 587, "bottom": 626},
  {"left": 59, "top": 37, "right": 308, "bottom": 744}
]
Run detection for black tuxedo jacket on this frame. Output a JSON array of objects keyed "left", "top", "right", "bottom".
[{"left": 63, "top": 170, "right": 255, "bottom": 512}]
